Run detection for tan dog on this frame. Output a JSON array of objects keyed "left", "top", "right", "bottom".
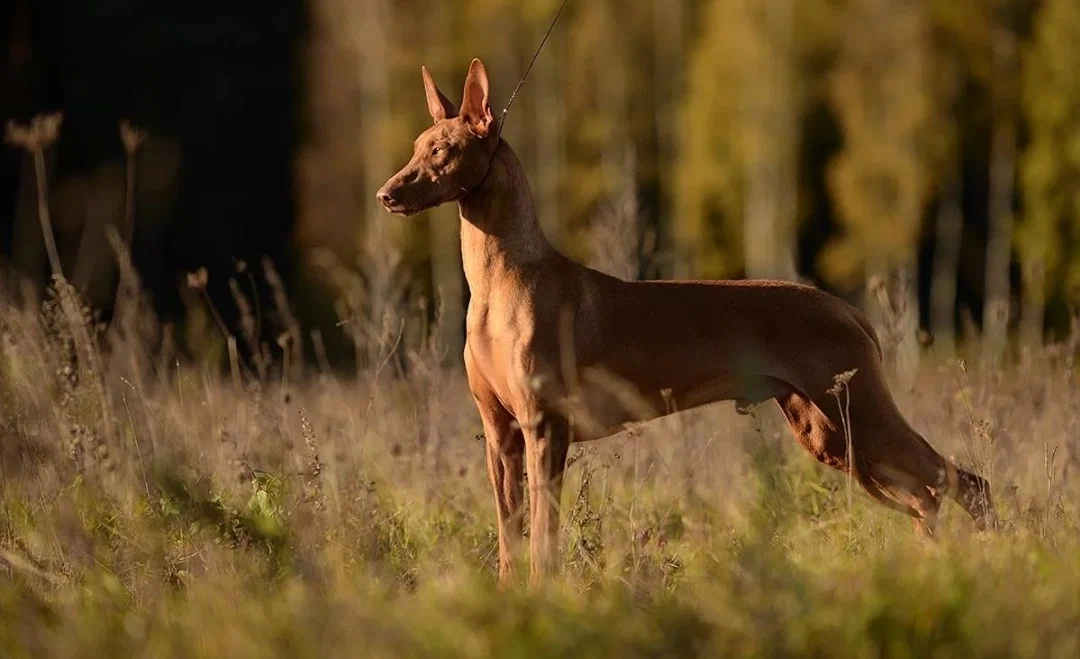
[{"left": 378, "top": 59, "right": 995, "bottom": 585}]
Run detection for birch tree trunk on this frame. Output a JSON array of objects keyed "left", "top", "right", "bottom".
[
  {"left": 427, "top": 2, "right": 464, "bottom": 362},
  {"left": 652, "top": 0, "right": 684, "bottom": 279},
  {"left": 742, "top": 0, "right": 797, "bottom": 281},
  {"left": 1019, "top": 260, "right": 1046, "bottom": 348},
  {"left": 981, "top": 21, "right": 1017, "bottom": 364},
  {"left": 866, "top": 258, "right": 920, "bottom": 391},
  {"left": 930, "top": 176, "right": 963, "bottom": 357},
  {"left": 892, "top": 257, "right": 921, "bottom": 391},
  {"left": 355, "top": 0, "right": 402, "bottom": 369}
]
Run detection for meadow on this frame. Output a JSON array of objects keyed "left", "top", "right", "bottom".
[{"left": 1, "top": 270, "right": 1078, "bottom": 658}]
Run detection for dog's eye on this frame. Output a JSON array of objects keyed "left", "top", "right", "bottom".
[{"left": 432, "top": 146, "right": 441, "bottom": 155}]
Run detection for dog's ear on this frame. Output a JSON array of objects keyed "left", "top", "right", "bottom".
[
  {"left": 422, "top": 66, "right": 457, "bottom": 123},
  {"left": 460, "top": 58, "right": 494, "bottom": 137}
]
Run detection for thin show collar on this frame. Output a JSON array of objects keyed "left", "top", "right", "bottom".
[{"left": 459, "top": 118, "right": 503, "bottom": 203}]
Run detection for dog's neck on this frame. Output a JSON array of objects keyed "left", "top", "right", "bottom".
[{"left": 458, "top": 139, "right": 553, "bottom": 295}]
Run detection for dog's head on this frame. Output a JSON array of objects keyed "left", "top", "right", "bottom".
[{"left": 376, "top": 59, "right": 499, "bottom": 216}]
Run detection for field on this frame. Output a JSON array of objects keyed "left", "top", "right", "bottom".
[{"left": 1, "top": 279, "right": 1079, "bottom": 658}]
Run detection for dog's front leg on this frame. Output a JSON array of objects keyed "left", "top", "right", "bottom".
[
  {"left": 522, "top": 410, "right": 570, "bottom": 585},
  {"left": 477, "top": 402, "right": 525, "bottom": 585}
]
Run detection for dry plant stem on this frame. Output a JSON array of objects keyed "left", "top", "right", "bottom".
[
  {"left": 952, "top": 363, "right": 980, "bottom": 466},
  {"left": 0, "top": 549, "right": 64, "bottom": 586},
  {"left": 311, "top": 329, "right": 334, "bottom": 378},
  {"left": 564, "top": 464, "right": 602, "bottom": 577},
  {"left": 124, "top": 149, "right": 136, "bottom": 246},
  {"left": 56, "top": 279, "right": 117, "bottom": 448},
  {"left": 31, "top": 149, "right": 64, "bottom": 280},
  {"left": 843, "top": 387, "right": 853, "bottom": 528},
  {"left": 280, "top": 340, "right": 291, "bottom": 406},
  {"left": 229, "top": 278, "right": 265, "bottom": 381},
  {"left": 262, "top": 257, "right": 303, "bottom": 377},
  {"left": 198, "top": 289, "right": 233, "bottom": 349},
  {"left": 953, "top": 361, "right": 994, "bottom": 517},
  {"left": 7, "top": 121, "right": 115, "bottom": 441},
  {"left": 829, "top": 370, "right": 857, "bottom": 541},
  {"left": 1044, "top": 443, "right": 1058, "bottom": 536},
  {"left": 196, "top": 282, "right": 256, "bottom": 378},
  {"left": 228, "top": 337, "right": 247, "bottom": 449},
  {"left": 657, "top": 428, "right": 722, "bottom": 537},
  {"left": 229, "top": 337, "right": 242, "bottom": 393},
  {"left": 122, "top": 390, "right": 152, "bottom": 503},
  {"left": 0, "top": 420, "right": 10, "bottom": 507},
  {"left": 363, "top": 319, "right": 404, "bottom": 421},
  {"left": 5, "top": 114, "right": 63, "bottom": 281},
  {"left": 18, "top": 429, "right": 68, "bottom": 569},
  {"left": 119, "top": 120, "right": 146, "bottom": 247},
  {"left": 246, "top": 269, "right": 264, "bottom": 348},
  {"left": 628, "top": 428, "right": 660, "bottom": 579},
  {"left": 120, "top": 376, "right": 165, "bottom": 449},
  {"left": 176, "top": 359, "right": 183, "bottom": 412}
]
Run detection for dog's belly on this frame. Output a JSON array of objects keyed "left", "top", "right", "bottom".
[{"left": 562, "top": 369, "right": 777, "bottom": 442}]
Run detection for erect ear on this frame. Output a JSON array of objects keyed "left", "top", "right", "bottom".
[
  {"left": 460, "top": 58, "right": 494, "bottom": 137},
  {"left": 422, "top": 66, "right": 457, "bottom": 123}
]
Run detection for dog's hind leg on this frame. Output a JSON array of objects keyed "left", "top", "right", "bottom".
[
  {"left": 774, "top": 389, "right": 922, "bottom": 521},
  {"left": 836, "top": 366, "right": 994, "bottom": 535}
]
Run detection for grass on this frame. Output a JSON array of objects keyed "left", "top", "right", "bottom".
[{"left": 1, "top": 273, "right": 1078, "bottom": 658}]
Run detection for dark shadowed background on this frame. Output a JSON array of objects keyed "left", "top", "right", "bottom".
[{"left": 1, "top": 0, "right": 1075, "bottom": 372}]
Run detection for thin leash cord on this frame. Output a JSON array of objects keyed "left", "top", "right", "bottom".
[{"left": 498, "top": 0, "right": 570, "bottom": 125}]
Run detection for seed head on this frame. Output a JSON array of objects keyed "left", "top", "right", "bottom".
[
  {"left": 5, "top": 113, "right": 63, "bottom": 151},
  {"left": 827, "top": 369, "right": 858, "bottom": 396},
  {"left": 119, "top": 120, "right": 148, "bottom": 155},
  {"left": 186, "top": 268, "right": 209, "bottom": 290}
]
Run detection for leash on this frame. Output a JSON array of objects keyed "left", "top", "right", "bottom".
[
  {"left": 465, "top": 0, "right": 567, "bottom": 200},
  {"left": 498, "top": 0, "right": 570, "bottom": 125}
]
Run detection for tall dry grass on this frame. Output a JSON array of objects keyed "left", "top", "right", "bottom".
[{"left": 1, "top": 226, "right": 1079, "bottom": 656}]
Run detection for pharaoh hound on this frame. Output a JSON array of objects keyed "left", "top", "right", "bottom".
[{"left": 377, "top": 58, "right": 996, "bottom": 584}]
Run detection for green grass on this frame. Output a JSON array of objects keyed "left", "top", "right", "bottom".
[{"left": 1, "top": 283, "right": 1078, "bottom": 657}]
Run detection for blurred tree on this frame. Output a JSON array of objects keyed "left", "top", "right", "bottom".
[
  {"left": 674, "top": 0, "right": 743, "bottom": 278},
  {"left": 12, "top": 0, "right": 1079, "bottom": 374},
  {"left": 300, "top": 0, "right": 443, "bottom": 368},
  {"left": 1019, "top": 0, "right": 1080, "bottom": 347},
  {"left": 650, "top": 0, "right": 690, "bottom": 279},
  {"left": 675, "top": 0, "right": 814, "bottom": 280},
  {"left": 982, "top": 0, "right": 1022, "bottom": 364},
  {"left": 740, "top": 0, "right": 799, "bottom": 280},
  {"left": 925, "top": 0, "right": 993, "bottom": 356},
  {"left": 522, "top": 1, "right": 568, "bottom": 248},
  {"left": 825, "top": 0, "right": 940, "bottom": 387},
  {"left": 563, "top": 0, "right": 643, "bottom": 263},
  {"left": 929, "top": 175, "right": 964, "bottom": 357},
  {"left": 425, "top": 1, "right": 466, "bottom": 364}
]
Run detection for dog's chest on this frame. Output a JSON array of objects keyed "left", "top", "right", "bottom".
[{"left": 464, "top": 288, "right": 546, "bottom": 402}]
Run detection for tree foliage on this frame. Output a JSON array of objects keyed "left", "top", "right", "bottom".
[
  {"left": 8, "top": 0, "right": 1080, "bottom": 362},
  {"left": 1019, "top": 0, "right": 1080, "bottom": 332}
]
